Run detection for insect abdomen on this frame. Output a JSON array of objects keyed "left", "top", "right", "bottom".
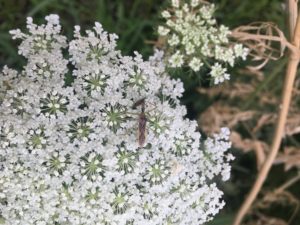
[{"left": 138, "top": 114, "right": 147, "bottom": 147}]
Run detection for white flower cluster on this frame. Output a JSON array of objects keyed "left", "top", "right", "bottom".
[
  {"left": 158, "top": 0, "right": 248, "bottom": 84},
  {"left": 0, "top": 15, "right": 233, "bottom": 225}
]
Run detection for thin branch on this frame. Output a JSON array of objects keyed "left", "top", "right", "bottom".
[{"left": 233, "top": 10, "right": 300, "bottom": 225}]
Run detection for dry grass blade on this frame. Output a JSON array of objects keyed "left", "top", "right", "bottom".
[
  {"left": 198, "top": 103, "right": 256, "bottom": 132},
  {"left": 285, "top": 113, "right": 300, "bottom": 135},
  {"left": 252, "top": 114, "right": 276, "bottom": 133},
  {"left": 197, "top": 82, "right": 255, "bottom": 99},
  {"left": 275, "top": 147, "right": 300, "bottom": 170},
  {"left": 254, "top": 176, "right": 300, "bottom": 225},
  {"left": 248, "top": 176, "right": 300, "bottom": 225},
  {"left": 231, "top": 131, "right": 267, "bottom": 169}
]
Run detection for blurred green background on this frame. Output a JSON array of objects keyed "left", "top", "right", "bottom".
[
  {"left": 0, "top": 0, "right": 287, "bottom": 69},
  {"left": 0, "top": 0, "right": 299, "bottom": 224}
]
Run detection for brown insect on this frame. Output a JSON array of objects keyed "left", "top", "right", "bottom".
[{"left": 132, "top": 98, "right": 147, "bottom": 147}]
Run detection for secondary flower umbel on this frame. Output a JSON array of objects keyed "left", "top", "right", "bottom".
[{"left": 158, "top": 0, "right": 248, "bottom": 84}]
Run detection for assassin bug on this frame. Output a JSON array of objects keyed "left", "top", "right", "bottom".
[{"left": 132, "top": 98, "right": 147, "bottom": 147}]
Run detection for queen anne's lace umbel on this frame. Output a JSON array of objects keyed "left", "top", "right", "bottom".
[
  {"left": 0, "top": 15, "right": 233, "bottom": 225},
  {"left": 158, "top": 0, "right": 248, "bottom": 85}
]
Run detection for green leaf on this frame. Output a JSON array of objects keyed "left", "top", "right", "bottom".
[{"left": 0, "top": 216, "right": 5, "bottom": 224}]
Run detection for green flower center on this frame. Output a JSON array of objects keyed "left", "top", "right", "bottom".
[
  {"left": 33, "top": 35, "right": 52, "bottom": 52},
  {"left": 84, "top": 73, "right": 108, "bottom": 95},
  {"left": 116, "top": 148, "right": 137, "bottom": 173},
  {"left": 111, "top": 189, "right": 129, "bottom": 214},
  {"left": 87, "top": 44, "right": 105, "bottom": 62},
  {"left": 80, "top": 153, "right": 106, "bottom": 180},
  {"left": 103, "top": 105, "right": 127, "bottom": 132},
  {"left": 68, "top": 117, "right": 93, "bottom": 142},
  {"left": 148, "top": 161, "right": 170, "bottom": 185},
  {"left": 40, "top": 93, "right": 68, "bottom": 116}
]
